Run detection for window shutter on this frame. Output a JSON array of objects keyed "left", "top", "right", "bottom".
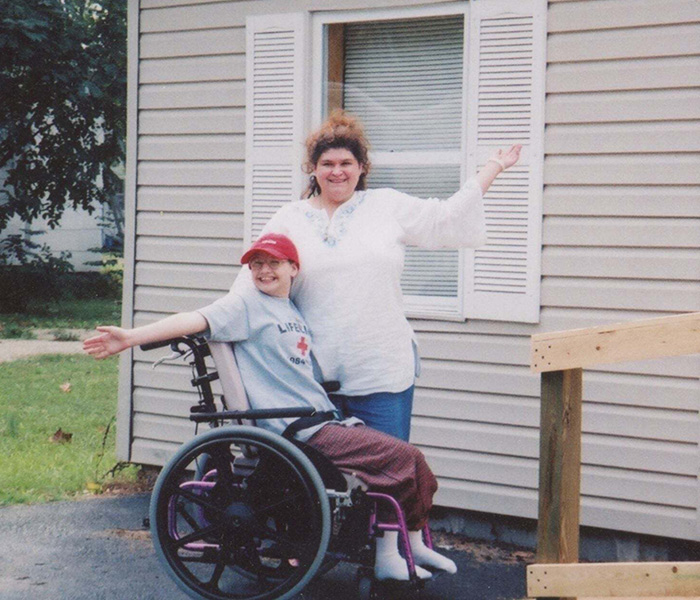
[
  {"left": 463, "top": 0, "right": 546, "bottom": 323},
  {"left": 245, "top": 14, "right": 308, "bottom": 246}
]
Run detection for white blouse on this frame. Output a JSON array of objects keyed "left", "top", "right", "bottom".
[{"left": 234, "top": 179, "right": 486, "bottom": 396}]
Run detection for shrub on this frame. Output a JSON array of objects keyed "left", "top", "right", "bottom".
[
  {"left": 60, "top": 271, "right": 122, "bottom": 301},
  {"left": 51, "top": 329, "right": 80, "bottom": 341},
  {"left": 0, "top": 233, "right": 74, "bottom": 313},
  {"left": 0, "top": 322, "right": 36, "bottom": 339}
]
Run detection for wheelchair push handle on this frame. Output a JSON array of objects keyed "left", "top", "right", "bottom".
[
  {"left": 139, "top": 335, "right": 210, "bottom": 356},
  {"left": 139, "top": 339, "right": 175, "bottom": 352}
]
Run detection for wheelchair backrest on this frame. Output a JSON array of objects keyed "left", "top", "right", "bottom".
[{"left": 208, "top": 341, "right": 254, "bottom": 426}]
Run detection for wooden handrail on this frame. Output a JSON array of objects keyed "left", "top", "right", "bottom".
[
  {"left": 531, "top": 312, "right": 700, "bottom": 373},
  {"left": 529, "top": 311, "right": 700, "bottom": 599},
  {"left": 528, "top": 562, "right": 700, "bottom": 597}
]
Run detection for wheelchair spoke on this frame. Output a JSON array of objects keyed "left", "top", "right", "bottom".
[
  {"left": 251, "top": 522, "right": 314, "bottom": 558},
  {"left": 208, "top": 558, "right": 226, "bottom": 589},
  {"left": 171, "top": 485, "right": 225, "bottom": 516},
  {"left": 252, "top": 491, "right": 306, "bottom": 517},
  {"left": 174, "top": 522, "right": 222, "bottom": 549},
  {"left": 179, "top": 555, "right": 224, "bottom": 564},
  {"left": 177, "top": 502, "right": 202, "bottom": 531}
]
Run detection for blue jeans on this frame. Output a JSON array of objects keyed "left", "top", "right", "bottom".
[{"left": 329, "top": 385, "right": 415, "bottom": 441}]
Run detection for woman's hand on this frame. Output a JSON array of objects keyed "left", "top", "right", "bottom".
[
  {"left": 477, "top": 144, "right": 523, "bottom": 195},
  {"left": 490, "top": 144, "right": 522, "bottom": 171},
  {"left": 83, "top": 326, "right": 131, "bottom": 359}
]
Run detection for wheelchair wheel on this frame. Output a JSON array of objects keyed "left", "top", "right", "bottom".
[{"left": 150, "top": 426, "right": 331, "bottom": 600}]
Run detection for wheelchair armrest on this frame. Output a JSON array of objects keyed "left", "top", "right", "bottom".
[{"left": 190, "top": 406, "right": 316, "bottom": 423}]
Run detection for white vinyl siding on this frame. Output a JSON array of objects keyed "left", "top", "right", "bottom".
[
  {"left": 538, "top": 0, "right": 700, "bottom": 540},
  {"left": 2, "top": 209, "right": 103, "bottom": 271},
  {"left": 124, "top": 0, "right": 700, "bottom": 544},
  {"left": 124, "top": 1, "right": 249, "bottom": 465}
]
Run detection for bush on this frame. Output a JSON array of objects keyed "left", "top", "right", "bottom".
[
  {"left": 0, "top": 228, "right": 124, "bottom": 313},
  {"left": 96, "top": 252, "right": 124, "bottom": 294},
  {"left": 59, "top": 271, "right": 122, "bottom": 301},
  {"left": 0, "top": 233, "right": 74, "bottom": 313},
  {"left": 0, "top": 322, "right": 36, "bottom": 339}
]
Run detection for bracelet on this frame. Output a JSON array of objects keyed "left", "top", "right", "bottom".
[{"left": 487, "top": 157, "right": 506, "bottom": 172}]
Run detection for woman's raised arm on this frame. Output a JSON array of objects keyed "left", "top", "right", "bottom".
[{"left": 389, "top": 144, "right": 522, "bottom": 250}]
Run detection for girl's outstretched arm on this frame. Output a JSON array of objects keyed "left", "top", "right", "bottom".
[{"left": 83, "top": 312, "right": 208, "bottom": 359}]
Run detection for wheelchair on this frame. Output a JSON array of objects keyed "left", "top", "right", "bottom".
[{"left": 143, "top": 335, "right": 436, "bottom": 600}]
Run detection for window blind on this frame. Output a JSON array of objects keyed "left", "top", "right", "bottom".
[{"left": 344, "top": 16, "right": 464, "bottom": 151}]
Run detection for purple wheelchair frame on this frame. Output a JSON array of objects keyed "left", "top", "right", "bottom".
[{"left": 169, "top": 473, "right": 433, "bottom": 582}]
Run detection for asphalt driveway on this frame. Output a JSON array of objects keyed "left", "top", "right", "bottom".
[{"left": 0, "top": 493, "right": 529, "bottom": 600}]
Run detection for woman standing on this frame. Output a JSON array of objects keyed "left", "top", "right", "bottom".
[{"left": 236, "top": 111, "right": 520, "bottom": 441}]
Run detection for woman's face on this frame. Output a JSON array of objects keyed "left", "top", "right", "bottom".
[{"left": 313, "top": 148, "right": 364, "bottom": 205}]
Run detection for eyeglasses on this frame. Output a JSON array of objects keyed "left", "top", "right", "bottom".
[{"left": 249, "top": 258, "right": 288, "bottom": 270}]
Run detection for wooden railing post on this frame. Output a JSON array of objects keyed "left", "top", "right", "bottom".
[{"left": 536, "top": 368, "right": 583, "bottom": 599}]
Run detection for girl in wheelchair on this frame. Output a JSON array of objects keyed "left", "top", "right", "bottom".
[{"left": 84, "top": 233, "right": 456, "bottom": 598}]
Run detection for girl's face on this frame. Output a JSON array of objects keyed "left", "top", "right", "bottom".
[
  {"left": 249, "top": 252, "right": 298, "bottom": 298},
  {"left": 313, "top": 148, "right": 364, "bottom": 205}
]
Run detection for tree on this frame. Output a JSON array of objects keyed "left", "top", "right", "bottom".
[{"left": 0, "top": 0, "right": 126, "bottom": 235}]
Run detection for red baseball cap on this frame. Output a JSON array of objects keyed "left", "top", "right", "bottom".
[{"left": 240, "top": 233, "right": 300, "bottom": 267}]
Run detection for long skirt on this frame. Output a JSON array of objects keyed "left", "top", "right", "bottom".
[{"left": 307, "top": 423, "right": 438, "bottom": 530}]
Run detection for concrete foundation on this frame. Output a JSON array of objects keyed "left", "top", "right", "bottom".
[{"left": 429, "top": 507, "right": 700, "bottom": 562}]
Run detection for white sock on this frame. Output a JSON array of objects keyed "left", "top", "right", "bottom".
[
  {"left": 374, "top": 531, "right": 432, "bottom": 581},
  {"left": 408, "top": 530, "right": 457, "bottom": 574}
]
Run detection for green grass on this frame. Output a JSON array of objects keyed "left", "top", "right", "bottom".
[
  {"left": 0, "top": 298, "right": 122, "bottom": 337},
  {"left": 0, "top": 354, "right": 138, "bottom": 505}
]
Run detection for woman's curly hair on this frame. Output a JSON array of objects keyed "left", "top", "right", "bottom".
[{"left": 302, "top": 110, "right": 372, "bottom": 198}]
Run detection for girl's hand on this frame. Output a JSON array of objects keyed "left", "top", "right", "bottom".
[
  {"left": 489, "top": 144, "right": 522, "bottom": 171},
  {"left": 83, "top": 326, "right": 131, "bottom": 359}
]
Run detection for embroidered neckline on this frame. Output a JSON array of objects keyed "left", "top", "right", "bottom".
[{"left": 304, "top": 192, "right": 366, "bottom": 247}]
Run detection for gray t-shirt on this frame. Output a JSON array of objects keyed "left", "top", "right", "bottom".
[{"left": 197, "top": 287, "right": 358, "bottom": 440}]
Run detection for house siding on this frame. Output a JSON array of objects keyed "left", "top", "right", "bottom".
[
  {"left": 123, "top": 0, "right": 700, "bottom": 541},
  {"left": 2, "top": 209, "right": 103, "bottom": 270}
]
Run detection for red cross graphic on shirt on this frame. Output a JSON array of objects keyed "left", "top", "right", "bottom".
[{"left": 297, "top": 336, "right": 309, "bottom": 356}]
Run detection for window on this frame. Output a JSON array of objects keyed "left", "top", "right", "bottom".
[{"left": 245, "top": 1, "right": 546, "bottom": 323}]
